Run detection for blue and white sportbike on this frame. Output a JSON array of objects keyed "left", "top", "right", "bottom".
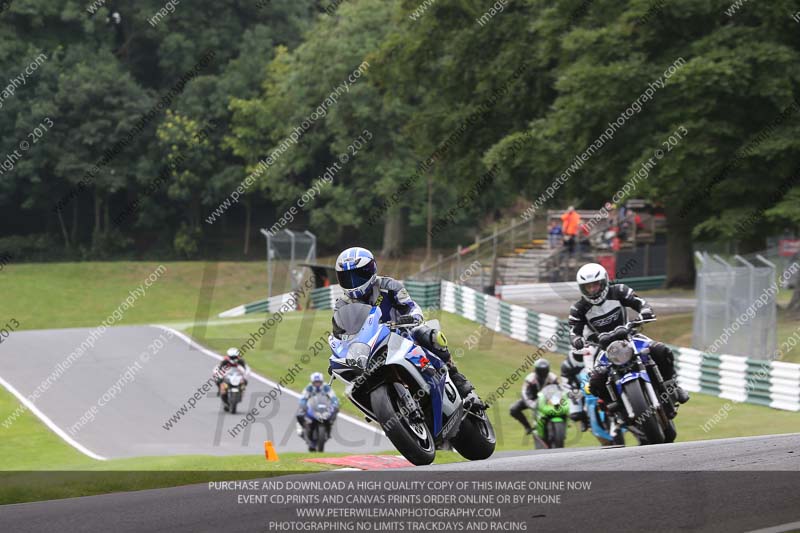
[
  {"left": 595, "top": 319, "right": 678, "bottom": 445},
  {"left": 329, "top": 303, "right": 495, "bottom": 465},
  {"left": 303, "top": 392, "right": 336, "bottom": 452}
]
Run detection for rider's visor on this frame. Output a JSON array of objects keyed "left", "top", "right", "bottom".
[
  {"left": 336, "top": 261, "right": 376, "bottom": 290},
  {"left": 580, "top": 281, "right": 603, "bottom": 297}
]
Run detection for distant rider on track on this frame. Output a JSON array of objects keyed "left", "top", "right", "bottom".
[
  {"left": 509, "top": 359, "right": 558, "bottom": 434},
  {"left": 296, "top": 372, "right": 340, "bottom": 436},
  {"left": 213, "top": 347, "right": 250, "bottom": 396}
]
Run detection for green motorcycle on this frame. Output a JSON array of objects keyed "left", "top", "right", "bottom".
[{"left": 533, "top": 384, "right": 570, "bottom": 449}]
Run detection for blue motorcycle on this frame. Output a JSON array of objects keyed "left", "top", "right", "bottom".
[
  {"left": 303, "top": 392, "right": 336, "bottom": 452},
  {"left": 595, "top": 319, "right": 678, "bottom": 445},
  {"left": 329, "top": 303, "right": 495, "bottom": 465},
  {"left": 576, "top": 365, "right": 626, "bottom": 446}
]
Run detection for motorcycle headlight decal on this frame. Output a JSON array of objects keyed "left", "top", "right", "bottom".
[
  {"left": 607, "top": 340, "right": 634, "bottom": 365},
  {"left": 346, "top": 342, "right": 371, "bottom": 369}
]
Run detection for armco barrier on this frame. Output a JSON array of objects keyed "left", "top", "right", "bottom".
[
  {"left": 442, "top": 281, "right": 800, "bottom": 411},
  {"left": 441, "top": 281, "right": 572, "bottom": 354},
  {"left": 619, "top": 275, "right": 667, "bottom": 291},
  {"left": 497, "top": 276, "right": 667, "bottom": 302},
  {"left": 218, "top": 291, "right": 300, "bottom": 317},
  {"left": 308, "top": 281, "right": 441, "bottom": 311},
  {"left": 309, "top": 285, "right": 343, "bottom": 310},
  {"left": 672, "top": 346, "right": 800, "bottom": 411},
  {"left": 405, "top": 280, "right": 441, "bottom": 309}
]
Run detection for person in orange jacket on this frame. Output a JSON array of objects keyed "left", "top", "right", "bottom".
[{"left": 561, "top": 206, "right": 581, "bottom": 256}]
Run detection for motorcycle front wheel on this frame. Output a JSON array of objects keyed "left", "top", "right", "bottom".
[
  {"left": 547, "top": 420, "right": 566, "bottom": 448},
  {"left": 623, "top": 381, "right": 665, "bottom": 445},
  {"left": 316, "top": 424, "right": 328, "bottom": 452},
  {"left": 371, "top": 383, "right": 435, "bottom": 466},
  {"left": 229, "top": 391, "right": 241, "bottom": 414}
]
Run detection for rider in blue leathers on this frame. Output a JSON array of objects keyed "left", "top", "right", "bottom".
[
  {"left": 328, "top": 246, "right": 479, "bottom": 404},
  {"left": 296, "top": 372, "right": 339, "bottom": 435}
]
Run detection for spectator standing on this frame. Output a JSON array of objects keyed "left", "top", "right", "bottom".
[
  {"left": 560, "top": 206, "right": 581, "bottom": 256},
  {"left": 548, "top": 220, "right": 562, "bottom": 248}
]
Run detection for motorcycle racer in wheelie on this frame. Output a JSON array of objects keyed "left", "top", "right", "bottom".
[
  {"left": 296, "top": 371, "right": 339, "bottom": 437},
  {"left": 509, "top": 359, "right": 558, "bottom": 434},
  {"left": 328, "top": 246, "right": 483, "bottom": 408},
  {"left": 569, "top": 263, "right": 690, "bottom": 408}
]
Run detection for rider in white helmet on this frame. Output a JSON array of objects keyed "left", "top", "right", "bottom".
[
  {"left": 330, "top": 246, "right": 479, "bottom": 403},
  {"left": 212, "top": 347, "right": 250, "bottom": 396},
  {"left": 569, "top": 263, "right": 689, "bottom": 407}
]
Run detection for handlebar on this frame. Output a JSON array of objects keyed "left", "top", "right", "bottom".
[
  {"left": 386, "top": 319, "right": 419, "bottom": 329},
  {"left": 597, "top": 319, "right": 656, "bottom": 348}
]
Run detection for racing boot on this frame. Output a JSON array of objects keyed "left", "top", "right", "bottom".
[
  {"left": 664, "top": 378, "right": 690, "bottom": 404},
  {"left": 423, "top": 327, "right": 486, "bottom": 410},
  {"left": 446, "top": 360, "right": 474, "bottom": 399},
  {"left": 570, "top": 410, "right": 589, "bottom": 432},
  {"left": 446, "top": 361, "right": 486, "bottom": 410}
]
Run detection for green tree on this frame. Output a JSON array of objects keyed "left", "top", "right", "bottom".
[{"left": 485, "top": 0, "right": 800, "bottom": 286}]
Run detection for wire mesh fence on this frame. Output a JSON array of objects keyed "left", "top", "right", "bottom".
[
  {"left": 262, "top": 229, "right": 317, "bottom": 297},
  {"left": 692, "top": 252, "right": 777, "bottom": 359}
]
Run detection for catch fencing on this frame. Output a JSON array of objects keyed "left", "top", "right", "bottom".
[{"left": 692, "top": 252, "right": 777, "bottom": 359}]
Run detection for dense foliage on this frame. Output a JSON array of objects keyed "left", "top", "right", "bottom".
[{"left": 2, "top": 0, "right": 799, "bottom": 283}]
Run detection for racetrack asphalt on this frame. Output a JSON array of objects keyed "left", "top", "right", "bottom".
[
  {"left": 0, "top": 325, "right": 388, "bottom": 459},
  {"left": 1, "top": 434, "right": 798, "bottom": 533}
]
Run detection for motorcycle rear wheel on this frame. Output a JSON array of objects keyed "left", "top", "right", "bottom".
[{"left": 451, "top": 411, "right": 496, "bottom": 460}]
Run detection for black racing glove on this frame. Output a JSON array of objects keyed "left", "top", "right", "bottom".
[
  {"left": 598, "top": 325, "right": 628, "bottom": 346},
  {"left": 396, "top": 314, "right": 421, "bottom": 326},
  {"left": 639, "top": 308, "right": 655, "bottom": 321},
  {"left": 571, "top": 337, "right": 585, "bottom": 350}
]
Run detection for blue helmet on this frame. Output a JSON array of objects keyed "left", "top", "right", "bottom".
[{"left": 335, "top": 247, "right": 377, "bottom": 299}]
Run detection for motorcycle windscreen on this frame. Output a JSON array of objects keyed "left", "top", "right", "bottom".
[
  {"left": 225, "top": 369, "right": 244, "bottom": 385},
  {"left": 331, "top": 303, "right": 386, "bottom": 361},
  {"left": 308, "top": 393, "right": 332, "bottom": 418},
  {"left": 334, "top": 302, "right": 374, "bottom": 335}
]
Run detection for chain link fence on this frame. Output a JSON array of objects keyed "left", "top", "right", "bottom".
[{"left": 692, "top": 252, "right": 777, "bottom": 359}]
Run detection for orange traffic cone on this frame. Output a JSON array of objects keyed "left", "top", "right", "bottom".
[{"left": 264, "top": 440, "right": 279, "bottom": 461}]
